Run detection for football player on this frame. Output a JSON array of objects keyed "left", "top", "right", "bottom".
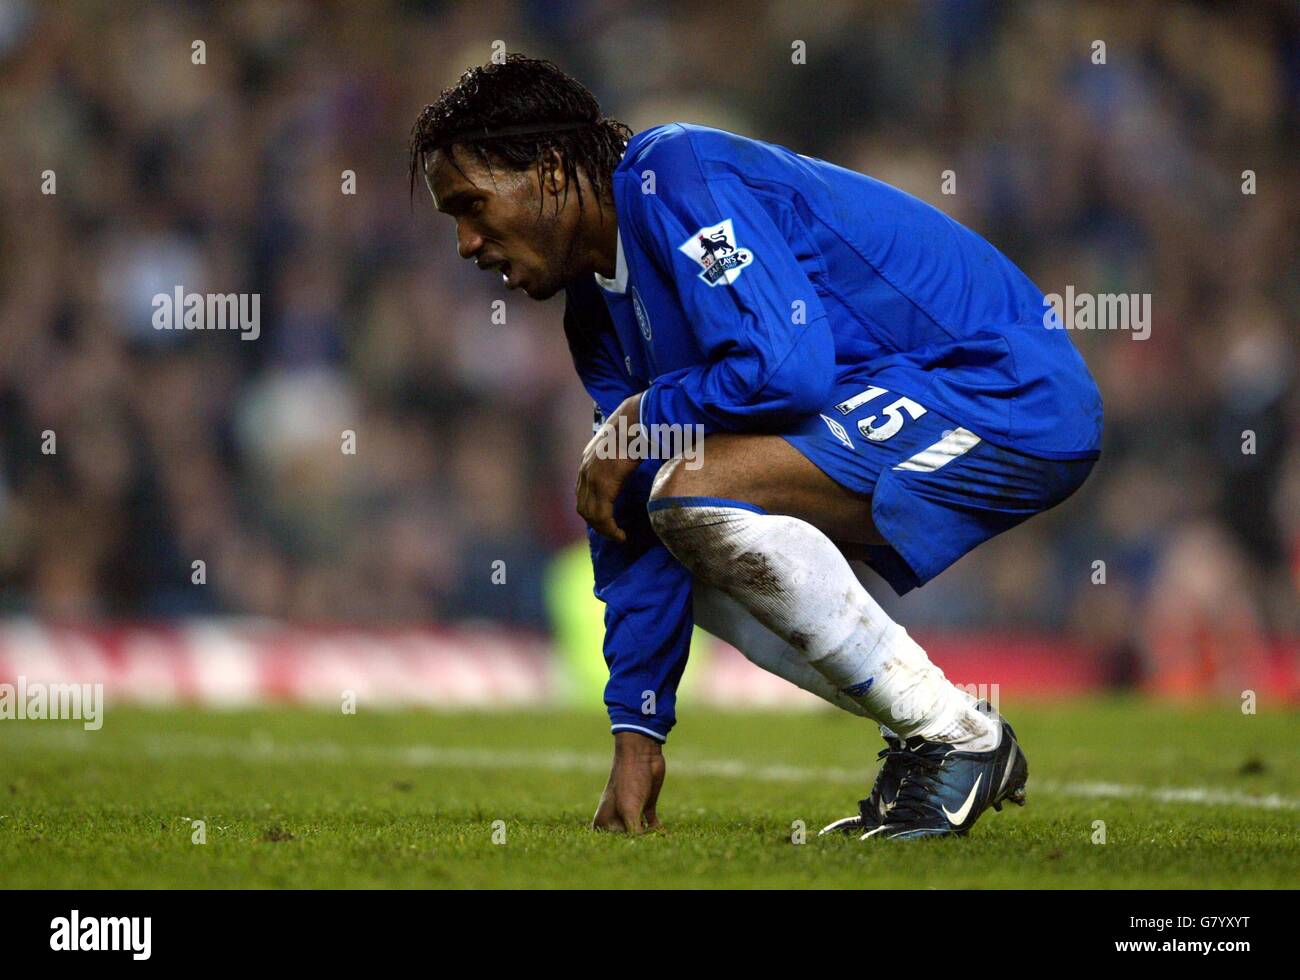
[{"left": 410, "top": 56, "right": 1101, "bottom": 839}]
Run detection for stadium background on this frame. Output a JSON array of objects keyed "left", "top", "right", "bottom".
[{"left": 0, "top": 0, "right": 1296, "bottom": 710}]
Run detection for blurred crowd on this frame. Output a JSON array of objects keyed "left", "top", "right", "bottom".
[{"left": 0, "top": 1, "right": 1296, "bottom": 687}]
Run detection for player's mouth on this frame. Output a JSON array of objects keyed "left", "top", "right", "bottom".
[{"left": 477, "top": 256, "right": 516, "bottom": 289}]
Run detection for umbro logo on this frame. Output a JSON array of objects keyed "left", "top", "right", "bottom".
[
  {"left": 840, "top": 678, "right": 874, "bottom": 697},
  {"left": 820, "top": 414, "right": 854, "bottom": 450}
]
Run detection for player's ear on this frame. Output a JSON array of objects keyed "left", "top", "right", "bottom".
[{"left": 539, "top": 146, "right": 566, "bottom": 200}]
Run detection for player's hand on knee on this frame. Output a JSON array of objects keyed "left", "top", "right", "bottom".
[
  {"left": 576, "top": 394, "right": 645, "bottom": 543},
  {"left": 591, "top": 731, "right": 666, "bottom": 833},
  {"left": 576, "top": 457, "right": 628, "bottom": 542}
]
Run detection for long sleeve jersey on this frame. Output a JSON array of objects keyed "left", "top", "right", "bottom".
[{"left": 562, "top": 123, "right": 1103, "bottom": 740}]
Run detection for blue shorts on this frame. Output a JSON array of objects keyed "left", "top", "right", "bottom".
[{"left": 781, "top": 380, "right": 1096, "bottom": 595}]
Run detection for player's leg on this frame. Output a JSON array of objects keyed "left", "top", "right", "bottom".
[
  {"left": 650, "top": 433, "right": 1002, "bottom": 837},
  {"left": 647, "top": 380, "right": 1094, "bottom": 837},
  {"left": 693, "top": 574, "right": 914, "bottom": 831},
  {"left": 649, "top": 433, "right": 998, "bottom": 750},
  {"left": 696, "top": 558, "right": 970, "bottom": 726},
  {"left": 693, "top": 580, "right": 868, "bottom": 717}
]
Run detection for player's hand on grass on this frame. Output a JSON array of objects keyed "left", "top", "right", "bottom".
[
  {"left": 592, "top": 730, "right": 666, "bottom": 833},
  {"left": 577, "top": 392, "right": 645, "bottom": 543}
]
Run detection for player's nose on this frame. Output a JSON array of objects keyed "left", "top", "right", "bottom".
[{"left": 456, "top": 223, "right": 483, "bottom": 260}]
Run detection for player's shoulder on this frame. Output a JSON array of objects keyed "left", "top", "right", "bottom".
[{"left": 619, "top": 123, "right": 750, "bottom": 176}]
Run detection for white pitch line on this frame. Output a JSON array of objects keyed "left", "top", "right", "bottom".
[{"left": 22, "top": 731, "right": 1292, "bottom": 813}]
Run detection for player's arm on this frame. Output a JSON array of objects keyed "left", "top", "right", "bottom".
[
  {"left": 588, "top": 526, "right": 692, "bottom": 832},
  {"left": 564, "top": 276, "right": 645, "bottom": 541},
  {"left": 563, "top": 281, "right": 694, "bottom": 831},
  {"left": 584, "top": 473, "right": 692, "bottom": 833},
  {"left": 576, "top": 158, "right": 839, "bottom": 537},
  {"left": 630, "top": 139, "right": 837, "bottom": 435},
  {"left": 562, "top": 276, "right": 639, "bottom": 417}
]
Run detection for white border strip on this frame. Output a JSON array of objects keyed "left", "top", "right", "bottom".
[
  {"left": 610, "top": 723, "right": 667, "bottom": 742},
  {"left": 894, "top": 427, "right": 982, "bottom": 472}
]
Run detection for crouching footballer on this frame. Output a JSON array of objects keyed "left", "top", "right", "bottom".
[{"left": 410, "top": 56, "right": 1102, "bottom": 840}]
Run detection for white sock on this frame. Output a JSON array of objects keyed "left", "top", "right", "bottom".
[
  {"left": 694, "top": 583, "right": 870, "bottom": 718},
  {"left": 697, "top": 573, "right": 983, "bottom": 745},
  {"left": 651, "top": 500, "right": 998, "bottom": 750}
]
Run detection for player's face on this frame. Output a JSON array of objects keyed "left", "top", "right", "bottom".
[{"left": 426, "top": 148, "right": 577, "bottom": 300}]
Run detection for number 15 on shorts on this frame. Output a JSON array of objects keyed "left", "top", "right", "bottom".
[{"left": 835, "top": 386, "right": 927, "bottom": 442}]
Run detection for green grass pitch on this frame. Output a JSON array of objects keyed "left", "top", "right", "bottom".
[{"left": 1, "top": 699, "right": 1296, "bottom": 888}]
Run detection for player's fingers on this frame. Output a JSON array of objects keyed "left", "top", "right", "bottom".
[
  {"left": 643, "top": 791, "right": 663, "bottom": 831},
  {"left": 644, "top": 792, "right": 663, "bottom": 825},
  {"left": 591, "top": 799, "right": 627, "bottom": 832},
  {"left": 592, "top": 518, "right": 627, "bottom": 543},
  {"left": 575, "top": 467, "right": 591, "bottom": 518},
  {"left": 592, "top": 814, "right": 628, "bottom": 832},
  {"left": 587, "top": 483, "right": 627, "bottom": 542},
  {"left": 617, "top": 801, "right": 646, "bottom": 835},
  {"left": 591, "top": 773, "right": 623, "bottom": 831},
  {"left": 588, "top": 509, "right": 626, "bottom": 542},
  {"left": 576, "top": 471, "right": 623, "bottom": 540},
  {"left": 643, "top": 766, "right": 664, "bottom": 830}
]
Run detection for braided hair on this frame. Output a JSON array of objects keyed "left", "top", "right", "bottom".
[{"left": 409, "top": 54, "right": 632, "bottom": 216}]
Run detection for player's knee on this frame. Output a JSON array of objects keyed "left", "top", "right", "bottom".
[
  {"left": 649, "top": 501, "right": 729, "bottom": 580},
  {"left": 648, "top": 492, "right": 757, "bottom": 583},
  {"left": 649, "top": 434, "right": 752, "bottom": 502},
  {"left": 648, "top": 437, "right": 770, "bottom": 578},
  {"left": 649, "top": 453, "right": 704, "bottom": 502}
]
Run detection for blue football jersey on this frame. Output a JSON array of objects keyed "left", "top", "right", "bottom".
[
  {"left": 562, "top": 123, "right": 1104, "bottom": 741},
  {"left": 592, "top": 123, "right": 1102, "bottom": 460}
]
